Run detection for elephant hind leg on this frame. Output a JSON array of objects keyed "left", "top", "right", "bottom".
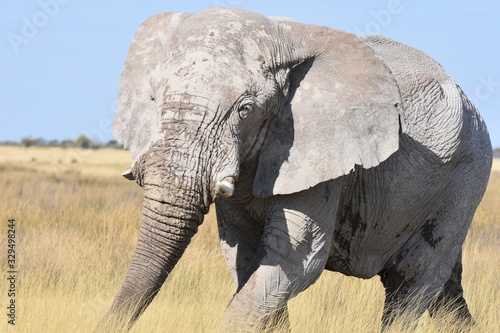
[
  {"left": 379, "top": 236, "right": 476, "bottom": 331},
  {"left": 379, "top": 259, "right": 474, "bottom": 331},
  {"left": 428, "top": 252, "right": 475, "bottom": 325},
  {"left": 378, "top": 267, "right": 438, "bottom": 330},
  {"left": 379, "top": 153, "right": 488, "bottom": 330},
  {"left": 378, "top": 236, "right": 456, "bottom": 328}
]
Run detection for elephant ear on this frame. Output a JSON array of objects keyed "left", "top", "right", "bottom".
[
  {"left": 253, "top": 23, "right": 402, "bottom": 198},
  {"left": 113, "top": 12, "right": 192, "bottom": 160}
]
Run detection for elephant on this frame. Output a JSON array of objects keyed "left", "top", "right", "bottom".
[{"left": 98, "top": 7, "right": 492, "bottom": 332}]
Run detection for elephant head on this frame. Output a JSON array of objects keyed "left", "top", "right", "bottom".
[{"left": 103, "top": 7, "right": 401, "bottom": 328}]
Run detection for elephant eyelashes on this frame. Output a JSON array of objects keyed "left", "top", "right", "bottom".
[
  {"left": 237, "top": 101, "right": 255, "bottom": 119},
  {"left": 238, "top": 104, "right": 252, "bottom": 119}
]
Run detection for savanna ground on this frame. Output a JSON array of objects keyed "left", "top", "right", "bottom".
[{"left": 0, "top": 146, "right": 498, "bottom": 333}]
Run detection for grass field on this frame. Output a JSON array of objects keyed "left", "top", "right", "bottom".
[{"left": 1, "top": 146, "right": 498, "bottom": 332}]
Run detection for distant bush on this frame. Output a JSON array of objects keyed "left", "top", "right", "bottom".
[
  {"left": 104, "top": 139, "right": 123, "bottom": 149},
  {"left": 21, "top": 137, "right": 46, "bottom": 147},
  {"left": 61, "top": 139, "right": 75, "bottom": 148},
  {"left": 74, "top": 135, "right": 92, "bottom": 149},
  {"left": 0, "top": 140, "right": 20, "bottom": 146}
]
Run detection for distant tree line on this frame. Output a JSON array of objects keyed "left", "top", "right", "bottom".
[
  {"left": 0, "top": 135, "right": 123, "bottom": 149},
  {"left": 2, "top": 136, "right": 499, "bottom": 156}
]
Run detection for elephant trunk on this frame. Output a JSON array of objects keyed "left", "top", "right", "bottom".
[
  {"left": 98, "top": 96, "right": 239, "bottom": 330},
  {"left": 98, "top": 145, "right": 209, "bottom": 330}
]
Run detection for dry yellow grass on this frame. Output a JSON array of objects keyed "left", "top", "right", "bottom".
[
  {"left": 0, "top": 146, "right": 133, "bottom": 178},
  {"left": 0, "top": 147, "right": 498, "bottom": 332}
]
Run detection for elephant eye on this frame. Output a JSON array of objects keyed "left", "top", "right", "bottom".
[{"left": 238, "top": 103, "right": 253, "bottom": 119}]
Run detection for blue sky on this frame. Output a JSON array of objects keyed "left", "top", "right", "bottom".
[{"left": 1, "top": 0, "right": 499, "bottom": 147}]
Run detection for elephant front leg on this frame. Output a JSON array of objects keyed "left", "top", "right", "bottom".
[
  {"left": 220, "top": 181, "right": 341, "bottom": 332},
  {"left": 216, "top": 200, "right": 263, "bottom": 286},
  {"left": 216, "top": 200, "right": 291, "bottom": 330}
]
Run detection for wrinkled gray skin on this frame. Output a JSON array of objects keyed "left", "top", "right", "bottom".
[{"left": 98, "top": 7, "right": 492, "bottom": 332}]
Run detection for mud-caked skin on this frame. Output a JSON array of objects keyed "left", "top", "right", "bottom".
[{"left": 97, "top": 7, "right": 492, "bottom": 332}]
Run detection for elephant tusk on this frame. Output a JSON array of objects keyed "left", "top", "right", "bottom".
[
  {"left": 122, "top": 169, "right": 135, "bottom": 181},
  {"left": 216, "top": 177, "right": 235, "bottom": 198}
]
